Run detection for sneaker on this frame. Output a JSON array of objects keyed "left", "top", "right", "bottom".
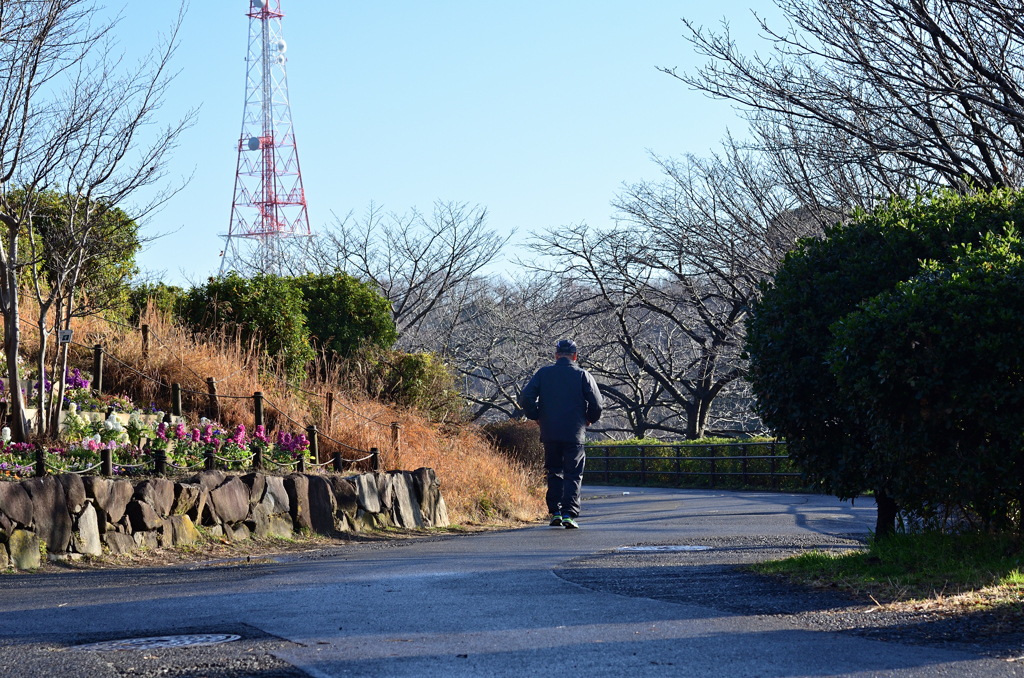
[
  {"left": 549, "top": 514, "right": 563, "bottom": 527},
  {"left": 562, "top": 517, "right": 579, "bottom": 529}
]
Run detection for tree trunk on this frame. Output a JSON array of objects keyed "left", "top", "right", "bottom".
[
  {"left": 4, "top": 307, "right": 28, "bottom": 443},
  {"left": 49, "top": 294, "right": 75, "bottom": 434},
  {"left": 36, "top": 328, "right": 47, "bottom": 437},
  {"left": 874, "top": 489, "right": 898, "bottom": 540}
]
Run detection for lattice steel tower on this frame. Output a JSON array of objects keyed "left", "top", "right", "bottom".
[{"left": 220, "top": 0, "right": 310, "bottom": 274}]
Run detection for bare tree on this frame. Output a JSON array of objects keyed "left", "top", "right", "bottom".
[
  {"left": 671, "top": 0, "right": 1024, "bottom": 192},
  {"left": 22, "top": 5, "right": 194, "bottom": 436},
  {"left": 0, "top": 0, "right": 121, "bottom": 441},
  {"left": 442, "top": 275, "right": 569, "bottom": 421},
  {"left": 526, "top": 149, "right": 820, "bottom": 439}
]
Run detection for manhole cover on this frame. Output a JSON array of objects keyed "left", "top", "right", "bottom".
[
  {"left": 616, "top": 545, "right": 712, "bottom": 552},
  {"left": 69, "top": 634, "right": 242, "bottom": 652}
]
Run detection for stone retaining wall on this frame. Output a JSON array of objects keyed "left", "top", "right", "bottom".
[{"left": 0, "top": 469, "right": 449, "bottom": 570}]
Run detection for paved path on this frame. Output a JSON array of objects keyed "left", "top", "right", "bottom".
[{"left": 0, "top": 487, "right": 1020, "bottom": 677}]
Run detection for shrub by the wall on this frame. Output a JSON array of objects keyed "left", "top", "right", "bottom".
[{"left": 481, "top": 419, "right": 544, "bottom": 472}]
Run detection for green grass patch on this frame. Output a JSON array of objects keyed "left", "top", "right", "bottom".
[{"left": 752, "top": 531, "right": 1024, "bottom": 603}]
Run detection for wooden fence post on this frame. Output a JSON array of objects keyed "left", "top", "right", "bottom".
[
  {"left": 141, "top": 324, "right": 150, "bottom": 361},
  {"left": 171, "top": 383, "right": 182, "bottom": 417},
  {"left": 34, "top": 447, "right": 45, "bottom": 477},
  {"left": 92, "top": 344, "right": 103, "bottom": 395},
  {"left": 101, "top": 448, "right": 112, "bottom": 477},
  {"left": 333, "top": 451, "right": 343, "bottom": 473},
  {"left": 391, "top": 421, "right": 401, "bottom": 468},
  {"left": 307, "top": 425, "right": 319, "bottom": 465},
  {"left": 252, "top": 443, "right": 263, "bottom": 471},
  {"left": 206, "top": 377, "right": 219, "bottom": 421},
  {"left": 253, "top": 391, "right": 264, "bottom": 428},
  {"left": 204, "top": 449, "right": 215, "bottom": 471},
  {"left": 325, "top": 391, "right": 334, "bottom": 435},
  {"left": 154, "top": 447, "right": 166, "bottom": 475},
  {"left": 370, "top": 447, "right": 381, "bottom": 472}
]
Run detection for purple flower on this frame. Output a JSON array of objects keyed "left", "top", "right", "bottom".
[{"left": 64, "top": 368, "right": 90, "bottom": 390}]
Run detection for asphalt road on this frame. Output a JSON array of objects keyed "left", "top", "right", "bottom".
[{"left": 0, "top": 487, "right": 1020, "bottom": 677}]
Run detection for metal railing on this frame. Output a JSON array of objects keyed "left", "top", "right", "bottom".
[{"left": 585, "top": 441, "right": 801, "bottom": 489}]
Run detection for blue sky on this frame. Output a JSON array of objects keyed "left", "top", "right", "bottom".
[{"left": 116, "top": 1, "right": 777, "bottom": 284}]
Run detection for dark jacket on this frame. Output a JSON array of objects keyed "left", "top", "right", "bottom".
[{"left": 519, "top": 358, "right": 603, "bottom": 443}]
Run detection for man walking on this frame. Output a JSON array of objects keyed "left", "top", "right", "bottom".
[{"left": 519, "top": 339, "right": 603, "bottom": 529}]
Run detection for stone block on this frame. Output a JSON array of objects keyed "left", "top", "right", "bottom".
[
  {"left": 8, "top": 529, "right": 40, "bottom": 569},
  {"left": 227, "top": 523, "right": 250, "bottom": 542},
  {"left": 75, "top": 503, "right": 102, "bottom": 557},
  {"left": 376, "top": 473, "right": 394, "bottom": 511},
  {"left": 412, "top": 468, "right": 443, "bottom": 528},
  {"left": 82, "top": 476, "right": 110, "bottom": 509},
  {"left": 307, "top": 475, "right": 337, "bottom": 535},
  {"left": 104, "top": 480, "right": 134, "bottom": 524},
  {"left": 0, "top": 481, "right": 33, "bottom": 527},
  {"left": 171, "top": 483, "right": 201, "bottom": 516},
  {"left": 186, "top": 489, "right": 210, "bottom": 525},
  {"left": 200, "top": 495, "right": 221, "bottom": 526},
  {"left": 21, "top": 476, "right": 72, "bottom": 553},
  {"left": 263, "top": 476, "right": 289, "bottom": 514},
  {"left": 104, "top": 531, "right": 136, "bottom": 555},
  {"left": 57, "top": 474, "right": 87, "bottom": 515},
  {"left": 267, "top": 514, "right": 293, "bottom": 539},
  {"left": 351, "top": 473, "right": 380, "bottom": 513},
  {"left": 435, "top": 495, "right": 450, "bottom": 528},
  {"left": 390, "top": 472, "right": 424, "bottom": 529},
  {"left": 134, "top": 478, "right": 175, "bottom": 517},
  {"left": 133, "top": 530, "right": 159, "bottom": 550},
  {"left": 240, "top": 473, "right": 266, "bottom": 506},
  {"left": 189, "top": 470, "right": 227, "bottom": 493},
  {"left": 284, "top": 474, "right": 311, "bottom": 531},
  {"left": 353, "top": 508, "right": 388, "bottom": 531},
  {"left": 163, "top": 515, "right": 200, "bottom": 546},
  {"left": 209, "top": 476, "right": 249, "bottom": 524},
  {"left": 329, "top": 477, "right": 359, "bottom": 517},
  {"left": 126, "top": 500, "right": 162, "bottom": 532}
]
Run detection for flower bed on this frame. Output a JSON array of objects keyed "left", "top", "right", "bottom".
[{"left": 0, "top": 414, "right": 312, "bottom": 478}]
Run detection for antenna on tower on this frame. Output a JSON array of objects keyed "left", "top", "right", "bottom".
[{"left": 220, "top": 0, "right": 310, "bottom": 275}]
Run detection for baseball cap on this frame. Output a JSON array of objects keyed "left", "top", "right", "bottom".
[{"left": 555, "top": 339, "right": 578, "bottom": 354}]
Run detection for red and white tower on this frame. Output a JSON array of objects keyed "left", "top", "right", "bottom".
[{"left": 221, "top": 0, "right": 309, "bottom": 274}]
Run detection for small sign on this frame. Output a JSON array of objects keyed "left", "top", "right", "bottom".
[{"left": 58, "top": 329, "right": 73, "bottom": 345}]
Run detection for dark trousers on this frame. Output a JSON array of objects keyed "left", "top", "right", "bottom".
[{"left": 544, "top": 441, "right": 586, "bottom": 519}]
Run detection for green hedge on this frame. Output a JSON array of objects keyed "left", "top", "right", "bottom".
[{"left": 584, "top": 438, "right": 802, "bottom": 490}]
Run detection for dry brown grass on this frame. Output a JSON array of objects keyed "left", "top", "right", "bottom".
[{"left": 18, "top": 303, "right": 545, "bottom": 525}]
